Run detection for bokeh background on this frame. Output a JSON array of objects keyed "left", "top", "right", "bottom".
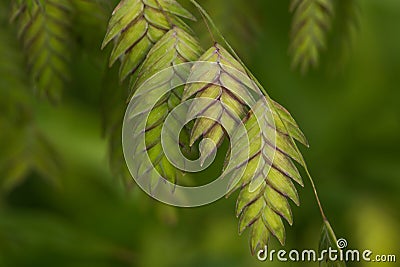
[{"left": 0, "top": 0, "right": 399, "bottom": 266}]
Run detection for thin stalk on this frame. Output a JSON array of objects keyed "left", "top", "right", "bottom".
[{"left": 189, "top": 0, "right": 215, "bottom": 43}]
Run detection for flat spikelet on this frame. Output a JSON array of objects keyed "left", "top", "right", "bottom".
[
  {"left": 132, "top": 27, "right": 203, "bottom": 189},
  {"left": 11, "top": 0, "right": 72, "bottom": 102},
  {"left": 290, "top": 0, "right": 334, "bottom": 73},
  {"left": 102, "top": 0, "right": 196, "bottom": 81},
  {"left": 183, "top": 44, "right": 250, "bottom": 162},
  {"left": 226, "top": 99, "right": 308, "bottom": 254}
]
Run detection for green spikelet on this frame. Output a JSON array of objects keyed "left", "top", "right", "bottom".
[
  {"left": 227, "top": 99, "right": 308, "bottom": 254},
  {"left": 102, "top": 0, "right": 196, "bottom": 81},
  {"left": 290, "top": 0, "right": 334, "bottom": 73},
  {"left": 132, "top": 27, "right": 203, "bottom": 189},
  {"left": 11, "top": 0, "right": 72, "bottom": 102},
  {"left": 183, "top": 44, "right": 250, "bottom": 162}
]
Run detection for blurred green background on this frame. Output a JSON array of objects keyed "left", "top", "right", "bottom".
[{"left": 0, "top": 0, "right": 399, "bottom": 266}]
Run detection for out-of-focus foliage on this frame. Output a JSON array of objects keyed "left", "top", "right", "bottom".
[
  {"left": 196, "top": 0, "right": 262, "bottom": 58},
  {"left": 289, "top": 0, "right": 362, "bottom": 74},
  {"left": 10, "top": 0, "right": 72, "bottom": 102},
  {"left": 0, "top": 0, "right": 399, "bottom": 266},
  {"left": 289, "top": 0, "right": 335, "bottom": 74},
  {"left": 326, "top": 0, "right": 361, "bottom": 73},
  {"left": 10, "top": 0, "right": 109, "bottom": 102},
  {"left": 0, "top": 1, "right": 61, "bottom": 192}
]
